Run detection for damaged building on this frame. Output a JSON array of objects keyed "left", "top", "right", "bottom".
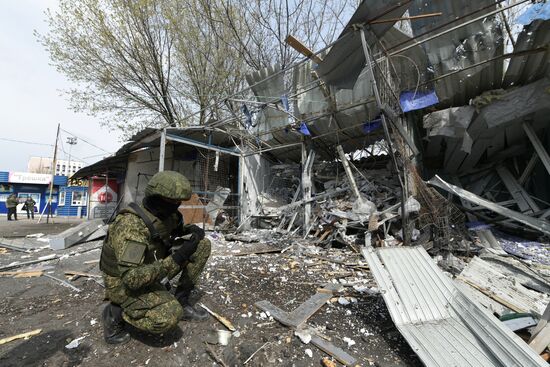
[{"left": 2, "top": 0, "right": 550, "bottom": 366}]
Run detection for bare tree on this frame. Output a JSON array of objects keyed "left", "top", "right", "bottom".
[
  {"left": 39, "top": 0, "right": 355, "bottom": 133},
  {"left": 206, "top": 0, "right": 355, "bottom": 70},
  {"left": 166, "top": 0, "right": 247, "bottom": 124},
  {"left": 39, "top": 0, "right": 187, "bottom": 134}
]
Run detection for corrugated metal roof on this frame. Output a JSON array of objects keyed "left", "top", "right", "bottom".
[
  {"left": 362, "top": 245, "right": 547, "bottom": 367},
  {"left": 503, "top": 19, "right": 550, "bottom": 87},
  {"left": 407, "top": 0, "right": 504, "bottom": 108},
  {"left": 317, "top": 0, "right": 410, "bottom": 89}
]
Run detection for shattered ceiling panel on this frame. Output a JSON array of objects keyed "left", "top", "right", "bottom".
[
  {"left": 363, "top": 245, "right": 548, "bottom": 367},
  {"left": 408, "top": 0, "right": 504, "bottom": 107}
]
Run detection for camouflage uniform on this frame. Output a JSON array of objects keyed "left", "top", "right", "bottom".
[{"left": 100, "top": 172, "right": 211, "bottom": 334}]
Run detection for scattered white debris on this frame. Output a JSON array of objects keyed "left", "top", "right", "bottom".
[
  {"left": 26, "top": 233, "right": 45, "bottom": 238},
  {"left": 38, "top": 254, "right": 56, "bottom": 261},
  {"left": 145, "top": 358, "right": 150, "bottom": 365},
  {"left": 342, "top": 337, "right": 356, "bottom": 347},
  {"left": 338, "top": 296, "right": 350, "bottom": 306},
  {"left": 294, "top": 329, "right": 312, "bottom": 344},
  {"left": 65, "top": 336, "right": 86, "bottom": 349},
  {"left": 305, "top": 349, "right": 313, "bottom": 358},
  {"left": 90, "top": 319, "right": 97, "bottom": 326}
]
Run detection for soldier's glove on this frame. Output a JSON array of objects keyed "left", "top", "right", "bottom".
[
  {"left": 171, "top": 238, "right": 199, "bottom": 266},
  {"left": 186, "top": 224, "right": 205, "bottom": 242}
]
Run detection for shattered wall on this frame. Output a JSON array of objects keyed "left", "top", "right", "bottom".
[
  {"left": 122, "top": 146, "right": 195, "bottom": 205},
  {"left": 239, "top": 154, "right": 274, "bottom": 228}
]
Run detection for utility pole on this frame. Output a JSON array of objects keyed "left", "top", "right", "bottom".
[{"left": 39, "top": 123, "right": 60, "bottom": 224}]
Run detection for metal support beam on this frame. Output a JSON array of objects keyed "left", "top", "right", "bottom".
[
  {"left": 302, "top": 148, "right": 315, "bottom": 235},
  {"left": 496, "top": 166, "right": 540, "bottom": 214},
  {"left": 159, "top": 128, "right": 166, "bottom": 172},
  {"left": 519, "top": 152, "right": 538, "bottom": 186},
  {"left": 360, "top": 28, "right": 410, "bottom": 246},
  {"left": 523, "top": 122, "right": 550, "bottom": 177},
  {"left": 336, "top": 145, "right": 361, "bottom": 200},
  {"left": 165, "top": 133, "right": 241, "bottom": 157},
  {"left": 429, "top": 175, "right": 550, "bottom": 237}
]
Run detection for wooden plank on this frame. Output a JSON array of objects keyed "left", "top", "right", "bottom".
[
  {"left": 199, "top": 303, "right": 236, "bottom": 331},
  {"left": 458, "top": 257, "right": 549, "bottom": 316},
  {"left": 530, "top": 303, "right": 550, "bottom": 343},
  {"left": 233, "top": 248, "right": 283, "bottom": 256},
  {"left": 310, "top": 335, "right": 357, "bottom": 366},
  {"left": 289, "top": 292, "right": 333, "bottom": 328},
  {"left": 255, "top": 300, "right": 295, "bottom": 327},
  {"left": 64, "top": 271, "right": 101, "bottom": 278},
  {"left": 0, "top": 270, "right": 43, "bottom": 278},
  {"left": 0, "top": 329, "right": 42, "bottom": 345},
  {"left": 529, "top": 323, "right": 550, "bottom": 354}
]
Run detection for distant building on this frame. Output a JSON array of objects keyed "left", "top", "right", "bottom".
[
  {"left": 0, "top": 171, "right": 88, "bottom": 218},
  {"left": 28, "top": 157, "right": 84, "bottom": 177}
]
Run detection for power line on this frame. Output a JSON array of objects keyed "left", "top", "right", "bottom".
[
  {"left": 59, "top": 128, "right": 112, "bottom": 154},
  {"left": 0, "top": 137, "right": 54, "bottom": 147}
]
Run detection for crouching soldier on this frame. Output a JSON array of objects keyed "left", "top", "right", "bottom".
[{"left": 99, "top": 171, "right": 211, "bottom": 344}]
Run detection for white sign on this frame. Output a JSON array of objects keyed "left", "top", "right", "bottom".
[{"left": 8, "top": 172, "right": 51, "bottom": 185}]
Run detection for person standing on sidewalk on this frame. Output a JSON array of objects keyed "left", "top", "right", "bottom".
[
  {"left": 23, "top": 196, "right": 36, "bottom": 219},
  {"left": 6, "top": 194, "right": 18, "bottom": 221}
]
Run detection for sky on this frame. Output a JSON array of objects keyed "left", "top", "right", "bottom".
[{"left": 0, "top": 0, "right": 122, "bottom": 172}]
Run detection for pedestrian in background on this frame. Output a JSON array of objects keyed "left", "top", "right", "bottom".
[
  {"left": 6, "top": 193, "right": 18, "bottom": 221},
  {"left": 23, "top": 196, "right": 36, "bottom": 219}
]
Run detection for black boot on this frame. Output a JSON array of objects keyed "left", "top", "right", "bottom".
[
  {"left": 175, "top": 287, "right": 208, "bottom": 321},
  {"left": 102, "top": 303, "right": 131, "bottom": 344}
]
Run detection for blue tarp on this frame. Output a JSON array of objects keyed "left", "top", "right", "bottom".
[
  {"left": 363, "top": 118, "right": 382, "bottom": 134},
  {"left": 298, "top": 122, "right": 311, "bottom": 136},
  {"left": 517, "top": 2, "right": 550, "bottom": 25},
  {"left": 399, "top": 90, "right": 439, "bottom": 112}
]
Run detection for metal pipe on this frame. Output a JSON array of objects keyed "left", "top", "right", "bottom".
[
  {"left": 159, "top": 128, "right": 166, "bottom": 172},
  {"left": 361, "top": 28, "right": 410, "bottom": 246}
]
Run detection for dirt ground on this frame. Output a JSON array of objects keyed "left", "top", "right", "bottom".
[
  {"left": 0, "top": 217, "right": 85, "bottom": 238},
  {"left": 0, "top": 222, "right": 421, "bottom": 367}
]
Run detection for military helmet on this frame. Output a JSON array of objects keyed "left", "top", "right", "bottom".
[{"left": 145, "top": 171, "right": 192, "bottom": 200}]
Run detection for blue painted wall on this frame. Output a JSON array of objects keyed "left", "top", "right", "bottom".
[
  {"left": 57, "top": 186, "right": 88, "bottom": 217},
  {"left": 0, "top": 171, "right": 83, "bottom": 217}
]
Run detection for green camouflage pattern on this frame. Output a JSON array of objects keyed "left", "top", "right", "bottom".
[
  {"left": 102, "top": 208, "right": 211, "bottom": 334},
  {"left": 6, "top": 195, "right": 18, "bottom": 208},
  {"left": 144, "top": 171, "right": 192, "bottom": 200},
  {"left": 177, "top": 238, "right": 211, "bottom": 290}
]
